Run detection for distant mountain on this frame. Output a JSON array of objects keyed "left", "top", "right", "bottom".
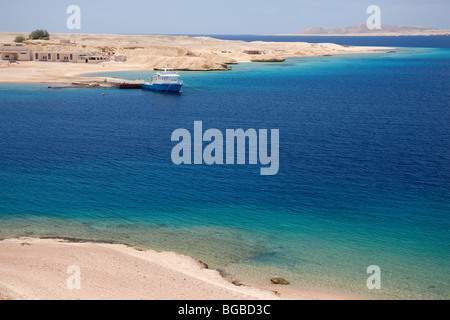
[{"left": 294, "top": 23, "right": 450, "bottom": 36}]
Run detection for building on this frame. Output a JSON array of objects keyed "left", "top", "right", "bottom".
[
  {"left": 77, "top": 54, "right": 110, "bottom": 63},
  {"left": 244, "top": 50, "right": 263, "bottom": 55},
  {"left": 0, "top": 43, "right": 32, "bottom": 61},
  {"left": 0, "top": 43, "right": 115, "bottom": 64},
  {"left": 114, "top": 55, "right": 127, "bottom": 62},
  {"left": 33, "top": 52, "right": 77, "bottom": 62},
  {"left": 33, "top": 52, "right": 110, "bottom": 63}
]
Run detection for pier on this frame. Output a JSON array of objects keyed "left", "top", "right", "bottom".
[{"left": 48, "top": 79, "right": 142, "bottom": 89}]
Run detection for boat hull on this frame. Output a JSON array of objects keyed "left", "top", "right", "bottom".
[{"left": 142, "top": 83, "right": 183, "bottom": 93}]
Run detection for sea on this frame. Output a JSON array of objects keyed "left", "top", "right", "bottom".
[{"left": 0, "top": 36, "right": 449, "bottom": 299}]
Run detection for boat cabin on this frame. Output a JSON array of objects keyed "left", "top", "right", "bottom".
[{"left": 151, "top": 72, "right": 182, "bottom": 84}]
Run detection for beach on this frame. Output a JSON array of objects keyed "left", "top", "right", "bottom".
[
  {"left": 0, "top": 238, "right": 357, "bottom": 300},
  {"left": 0, "top": 32, "right": 390, "bottom": 84},
  {"left": 0, "top": 238, "right": 277, "bottom": 300}
]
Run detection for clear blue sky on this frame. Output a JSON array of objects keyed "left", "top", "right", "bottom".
[{"left": 1, "top": 0, "right": 449, "bottom": 34}]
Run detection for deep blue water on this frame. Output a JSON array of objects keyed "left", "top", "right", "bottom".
[
  {"left": 169, "top": 35, "right": 450, "bottom": 48},
  {"left": 0, "top": 44, "right": 449, "bottom": 299}
]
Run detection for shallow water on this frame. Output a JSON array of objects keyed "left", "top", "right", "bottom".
[{"left": 1, "top": 46, "right": 449, "bottom": 299}]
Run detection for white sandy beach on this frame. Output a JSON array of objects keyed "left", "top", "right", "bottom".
[
  {"left": 0, "top": 238, "right": 279, "bottom": 300},
  {"left": 0, "top": 238, "right": 363, "bottom": 300}
]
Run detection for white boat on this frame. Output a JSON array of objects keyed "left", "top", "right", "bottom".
[{"left": 142, "top": 60, "right": 183, "bottom": 93}]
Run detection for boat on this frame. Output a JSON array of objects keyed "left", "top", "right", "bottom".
[{"left": 142, "top": 60, "right": 183, "bottom": 93}]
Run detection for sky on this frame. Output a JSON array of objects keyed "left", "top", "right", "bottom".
[{"left": 0, "top": 0, "right": 449, "bottom": 35}]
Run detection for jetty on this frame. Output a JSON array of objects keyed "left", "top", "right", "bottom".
[{"left": 48, "top": 79, "right": 142, "bottom": 89}]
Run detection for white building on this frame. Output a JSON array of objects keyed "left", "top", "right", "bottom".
[
  {"left": 1, "top": 43, "right": 115, "bottom": 63},
  {"left": 0, "top": 43, "right": 32, "bottom": 61},
  {"left": 33, "top": 52, "right": 78, "bottom": 62}
]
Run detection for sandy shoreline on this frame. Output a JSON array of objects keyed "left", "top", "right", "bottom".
[
  {"left": 0, "top": 32, "right": 392, "bottom": 84},
  {"left": 0, "top": 238, "right": 359, "bottom": 300},
  {"left": 0, "top": 238, "right": 279, "bottom": 300}
]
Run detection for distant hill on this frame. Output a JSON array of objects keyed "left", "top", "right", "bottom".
[{"left": 294, "top": 23, "right": 450, "bottom": 36}]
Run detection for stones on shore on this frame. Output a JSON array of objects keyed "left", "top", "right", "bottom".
[
  {"left": 250, "top": 57, "right": 286, "bottom": 63},
  {"left": 232, "top": 280, "right": 243, "bottom": 287},
  {"left": 198, "top": 261, "right": 209, "bottom": 270},
  {"left": 72, "top": 82, "right": 101, "bottom": 88},
  {"left": 157, "top": 64, "right": 232, "bottom": 72},
  {"left": 271, "top": 277, "right": 290, "bottom": 285}
]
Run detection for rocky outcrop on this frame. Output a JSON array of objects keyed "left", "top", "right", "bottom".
[
  {"left": 296, "top": 23, "right": 450, "bottom": 36},
  {"left": 250, "top": 56, "right": 286, "bottom": 63},
  {"left": 271, "top": 277, "right": 290, "bottom": 285}
]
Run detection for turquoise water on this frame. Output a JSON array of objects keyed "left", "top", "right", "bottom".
[{"left": 1, "top": 47, "right": 449, "bottom": 299}]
